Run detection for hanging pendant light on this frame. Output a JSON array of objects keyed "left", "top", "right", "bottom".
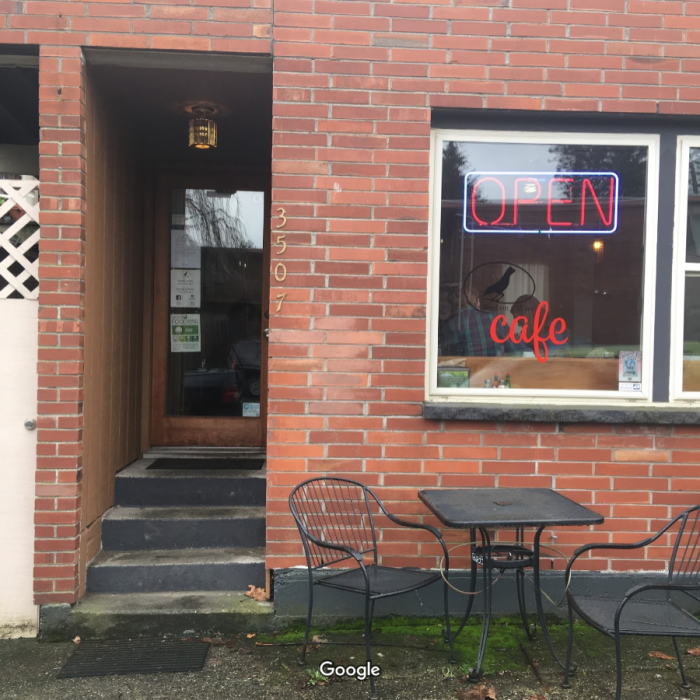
[{"left": 189, "top": 106, "right": 217, "bottom": 149}]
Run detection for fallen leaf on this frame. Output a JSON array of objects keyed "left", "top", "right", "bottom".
[
  {"left": 202, "top": 637, "right": 213, "bottom": 644},
  {"left": 458, "top": 685, "right": 497, "bottom": 700},
  {"left": 311, "top": 635, "right": 328, "bottom": 643},
  {"left": 244, "top": 584, "right": 268, "bottom": 602},
  {"left": 523, "top": 695, "right": 546, "bottom": 700},
  {"left": 687, "top": 648, "right": 700, "bottom": 656},
  {"left": 210, "top": 638, "right": 225, "bottom": 646},
  {"left": 246, "top": 633, "right": 256, "bottom": 639},
  {"left": 649, "top": 651, "right": 674, "bottom": 660},
  {"left": 72, "top": 636, "right": 80, "bottom": 644}
]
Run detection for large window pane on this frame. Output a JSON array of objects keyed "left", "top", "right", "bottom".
[
  {"left": 683, "top": 275, "right": 700, "bottom": 392},
  {"left": 437, "top": 139, "right": 648, "bottom": 392},
  {"left": 686, "top": 148, "right": 700, "bottom": 264}
]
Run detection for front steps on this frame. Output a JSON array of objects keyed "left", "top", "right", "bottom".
[
  {"left": 44, "top": 590, "right": 273, "bottom": 641},
  {"left": 72, "top": 455, "right": 270, "bottom": 638},
  {"left": 87, "top": 547, "right": 266, "bottom": 593},
  {"left": 102, "top": 506, "right": 266, "bottom": 550}
]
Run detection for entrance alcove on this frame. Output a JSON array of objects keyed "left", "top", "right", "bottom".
[{"left": 81, "top": 49, "right": 272, "bottom": 600}]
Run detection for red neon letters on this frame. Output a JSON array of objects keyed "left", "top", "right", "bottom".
[
  {"left": 489, "top": 301, "right": 568, "bottom": 363},
  {"left": 466, "top": 172, "right": 618, "bottom": 233}
]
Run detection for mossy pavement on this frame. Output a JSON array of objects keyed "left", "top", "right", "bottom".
[{"left": 2, "top": 615, "right": 700, "bottom": 699}]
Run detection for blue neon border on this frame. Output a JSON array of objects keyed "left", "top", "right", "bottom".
[{"left": 461, "top": 170, "right": 620, "bottom": 234}]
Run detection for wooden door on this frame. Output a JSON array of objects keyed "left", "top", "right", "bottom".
[{"left": 150, "top": 172, "right": 269, "bottom": 447}]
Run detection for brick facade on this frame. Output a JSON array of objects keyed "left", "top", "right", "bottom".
[
  {"left": 265, "top": 0, "right": 700, "bottom": 574},
  {"left": 2, "top": 0, "right": 700, "bottom": 604},
  {"left": 33, "top": 45, "right": 86, "bottom": 603}
]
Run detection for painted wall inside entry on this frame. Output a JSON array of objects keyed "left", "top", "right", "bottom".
[{"left": 0, "top": 301, "right": 38, "bottom": 636}]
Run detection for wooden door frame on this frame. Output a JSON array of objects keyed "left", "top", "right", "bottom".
[{"left": 149, "top": 168, "right": 271, "bottom": 447}]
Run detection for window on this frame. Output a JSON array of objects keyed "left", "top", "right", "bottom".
[
  {"left": 673, "top": 138, "right": 700, "bottom": 400},
  {"left": 429, "top": 129, "right": 660, "bottom": 403}
]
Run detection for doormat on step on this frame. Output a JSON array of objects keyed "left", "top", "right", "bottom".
[
  {"left": 57, "top": 638, "right": 210, "bottom": 678},
  {"left": 147, "top": 458, "right": 265, "bottom": 470}
]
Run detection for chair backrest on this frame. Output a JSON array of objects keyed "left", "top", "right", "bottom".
[
  {"left": 668, "top": 506, "right": 700, "bottom": 585},
  {"left": 289, "top": 477, "right": 379, "bottom": 570}
]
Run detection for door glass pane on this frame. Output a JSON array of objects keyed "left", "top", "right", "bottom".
[{"left": 167, "top": 189, "right": 264, "bottom": 416}]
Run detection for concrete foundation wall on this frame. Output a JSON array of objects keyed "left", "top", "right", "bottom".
[{"left": 272, "top": 568, "right": 698, "bottom": 625}]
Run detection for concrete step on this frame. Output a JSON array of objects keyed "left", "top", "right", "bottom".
[
  {"left": 41, "top": 590, "right": 274, "bottom": 641},
  {"left": 114, "top": 459, "right": 266, "bottom": 507},
  {"left": 86, "top": 547, "right": 266, "bottom": 594},
  {"left": 102, "top": 506, "right": 266, "bottom": 550},
  {"left": 144, "top": 447, "right": 266, "bottom": 459}
]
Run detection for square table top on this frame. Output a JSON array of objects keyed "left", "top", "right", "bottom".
[{"left": 418, "top": 488, "right": 604, "bottom": 528}]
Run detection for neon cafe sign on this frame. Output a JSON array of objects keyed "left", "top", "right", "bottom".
[{"left": 463, "top": 171, "right": 620, "bottom": 234}]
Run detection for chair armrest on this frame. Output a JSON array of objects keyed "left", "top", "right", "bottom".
[
  {"left": 300, "top": 530, "right": 365, "bottom": 564},
  {"left": 373, "top": 498, "right": 450, "bottom": 565},
  {"left": 381, "top": 508, "right": 443, "bottom": 540},
  {"left": 565, "top": 528, "right": 673, "bottom": 581},
  {"left": 373, "top": 499, "right": 443, "bottom": 539}
]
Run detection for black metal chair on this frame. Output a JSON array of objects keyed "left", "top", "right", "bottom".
[
  {"left": 562, "top": 505, "right": 700, "bottom": 700},
  {"left": 289, "top": 477, "right": 456, "bottom": 698}
]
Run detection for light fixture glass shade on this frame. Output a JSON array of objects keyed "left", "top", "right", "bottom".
[{"left": 189, "top": 116, "right": 217, "bottom": 149}]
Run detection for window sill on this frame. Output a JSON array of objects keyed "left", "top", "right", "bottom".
[{"left": 423, "top": 402, "right": 700, "bottom": 424}]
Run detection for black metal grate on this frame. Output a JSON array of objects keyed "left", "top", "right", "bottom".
[{"left": 57, "top": 639, "right": 210, "bottom": 678}]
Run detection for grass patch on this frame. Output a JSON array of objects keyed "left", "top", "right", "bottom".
[{"left": 261, "top": 614, "right": 574, "bottom": 675}]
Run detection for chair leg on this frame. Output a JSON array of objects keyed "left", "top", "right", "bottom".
[
  {"left": 516, "top": 568, "right": 535, "bottom": 641},
  {"left": 562, "top": 600, "right": 575, "bottom": 689},
  {"left": 299, "top": 571, "right": 314, "bottom": 666},
  {"left": 614, "top": 631, "right": 623, "bottom": 700},
  {"left": 365, "top": 594, "right": 378, "bottom": 700},
  {"left": 673, "top": 637, "right": 691, "bottom": 690}
]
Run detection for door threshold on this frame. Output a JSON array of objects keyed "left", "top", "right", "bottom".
[{"left": 145, "top": 446, "right": 266, "bottom": 459}]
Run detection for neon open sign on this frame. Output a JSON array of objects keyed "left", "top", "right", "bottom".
[{"left": 463, "top": 171, "right": 620, "bottom": 234}]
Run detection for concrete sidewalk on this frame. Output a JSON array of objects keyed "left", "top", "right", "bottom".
[{"left": 1, "top": 617, "right": 698, "bottom": 700}]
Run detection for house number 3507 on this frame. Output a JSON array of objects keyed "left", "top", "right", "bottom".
[{"left": 275, "top": 207, "right": 287, "bottom": 312}]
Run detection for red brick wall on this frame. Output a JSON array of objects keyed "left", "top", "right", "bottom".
[
  {"left": 1, "top": 0, "right": 272, "bottom": 52},
  {"left": 1, "top": 1, "right": 273, "bottom": 605},
  {"left": 266, "top": 0, "right": 700, "bottom": 574},
  {"left": 4, "top": 0, "right": 700, "bottom": 601},
  {"left": 33, "top": 45, "right": 87, "bottom": 604}
]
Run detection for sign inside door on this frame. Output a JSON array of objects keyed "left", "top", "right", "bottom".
[
  {"left": 170, "top": 314, "right": 201, "bottom": 353},
  {"left": 170, "top": 229, "right": 201, "bottom": 269},
  {"left": 171, "top": 269, "right": 201, "bottom": 308}
]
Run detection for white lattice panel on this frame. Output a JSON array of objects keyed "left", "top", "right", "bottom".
[{"left": 0, "top": 179, "right": 40, "bottom": 300}]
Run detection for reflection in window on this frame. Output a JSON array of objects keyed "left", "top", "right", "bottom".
[
  {"left": 437, "top": 139, "right": 648, "bottom": 392},
  {"left": 683, "top": 148, "right": 700, "bottom": 392},
  {"left": 167, "top": 189, "right": 265, "bottom": 416}
]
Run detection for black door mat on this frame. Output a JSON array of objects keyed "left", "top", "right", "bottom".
[
  {"left": 147, "top": 458, "right": 265, "bottom": 470},
  {"left": 57, "top": 638, "right": 210, "bottom": 678}
]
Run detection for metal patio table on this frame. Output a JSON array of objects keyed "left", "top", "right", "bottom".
[{"left": 418, "top": 487, "right": 604, "bottom": 677}]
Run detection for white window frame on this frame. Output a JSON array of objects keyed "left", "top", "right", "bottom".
[
  {"left": 426, "top": 128, "right": 660, "bottom": 405},
  {"left": 670, "top": 136, "right": 700, "bottom": 403}
]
